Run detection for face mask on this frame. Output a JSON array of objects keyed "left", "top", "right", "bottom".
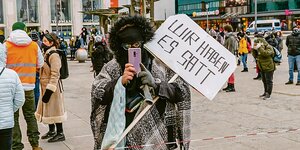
[
  {"left": 224, "top": 31, "right": 228, "bottom": 36},
  {"left": 41, "top": 43, "right": 52, "bottom": 51},
  {"left": 253, "top": 42, "right": 262, "bottom": 50}
]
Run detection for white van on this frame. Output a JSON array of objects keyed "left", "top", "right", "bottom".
[{"left": 246, "top": 19, "right": 281, "bottom": 34}]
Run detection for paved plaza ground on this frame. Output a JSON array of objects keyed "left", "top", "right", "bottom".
[{"left": 19, "top": 39, "right": 300, "bottom": 150}]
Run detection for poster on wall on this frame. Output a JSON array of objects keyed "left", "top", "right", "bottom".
[
  {"left": 226, "top": 0, "right": 247, "bottom": 7},
  {"left": 17, "top": 0, "right": 39, "bottom": 23},
  {"left": 51, "top": 0, "right": 71, "bottom": 23}
]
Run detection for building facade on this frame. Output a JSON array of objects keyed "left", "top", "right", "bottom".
[
  {"left": 245, "top": 0, "right": 300, "bottom": 30},
  {"left": 176, "top": 0, "right": 300, "bottom": 31},
  {"left": 0, "top": 0, "right": 133, "bottom": 38}
]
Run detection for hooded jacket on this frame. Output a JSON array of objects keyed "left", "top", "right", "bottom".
[
  {"left": 252, "top": 38, "right": 276, "bottom": 72},
  {"left": 91, "top": 59, "right": 191, "bottom": 150},
  {"left": 0, "top": 43, "right": 25, "bottom": 130},
  {"left": 224, "top": 32, "right": 238, "bottom": 54},
  {"left": 238, "top": 37, "right": 248, "bottom": 54},
  {"left": 286, "top": 32, "right": 300, "bottom": 56},
  {"left": 3, "top": 30, "right": 44, "bottom": 91},
  {"left": 91, "top": 16, "right": 191, "bottom": 150}
]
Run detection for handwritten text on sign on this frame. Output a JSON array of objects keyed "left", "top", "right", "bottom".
[{"left": 144, "top": 14, "right": 236, "bottom": 100}]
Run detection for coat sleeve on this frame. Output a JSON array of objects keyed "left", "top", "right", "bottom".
[
  {"left": 175, "top": 76, "right": 191, "bottom": 150},
  {"left": 90, "top": 62, "right": 120, "bottom": 149},
  {"left": 286, "top": 36, "right": 290, "bottom": 46},
  {"left": 45, "top": 53, "right": 61, "bottom": 92},
  {"left": 13, "top": 72, "right": 25, "bottom": 112},
  {"left": 258, "top": 44, "right": 274, "bottom": 57},
  {"left": 91, "top": 64, "right": 116, "bottom": 105},
  {"left": 37, "top": 46, "right": 44, "bottom": 68},
  {"left": 163, "top": 68, "right": 191, "bottom": 149}
]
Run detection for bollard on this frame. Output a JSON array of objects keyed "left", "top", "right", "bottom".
[{"left": 76, "top": 48, "right": 88, "bottom": 63}]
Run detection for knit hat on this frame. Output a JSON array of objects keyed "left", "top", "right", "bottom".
[{"left": 12, "top": 22, "right": 26, "bottom": 31}]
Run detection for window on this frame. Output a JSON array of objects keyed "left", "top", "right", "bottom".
[
  {"left": 82, "top": 0, "right": 100, "bottom": 22},
  {"left": 51, "top": 0, "right": 71, "bottom": 23},
  {"left": 52, "top": 25, "right": 72, "bottom": 39},
  {"left": 0, "top": 0, "right": 3, "bottom": 24},
  {"left": 297, "top": 1, "right": 300, "bottom": 9},
  {"left": 275, "top": 22, "right": 280, "bottom": 26},
  {"left": 257, "top": 23, "right": 272, "bottom": 27},
  {"left": 226, "top": 0, "right": 247, "bottom": 7},
  {"left": 257, "top": 3, "right": 266, "bottom": 11},
  {"left": 16, "top": 0, "right": 39, "bottom": 23},
  {"left": 276, "top": 1, "right": 288, "bottom": 10}
]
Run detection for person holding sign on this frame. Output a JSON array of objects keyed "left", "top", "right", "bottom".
[
  {"left": 90, "top": 15, "right": 191, "bottom": 150},
  {"left": 223, "top": 25, "right": 238, "bottom": 92}
]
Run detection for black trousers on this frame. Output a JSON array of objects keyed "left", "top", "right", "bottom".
[
  {"left": 70, "top": 48, "right": 76, "bottom": 60},
  {"left": 0, "top": 128, "right": 12, "bottom": 150},
  {"left": 261, "top": 71, "right": 274, "bottom": 95},
  {"left": 49, "top": 123, "right": 63, "bottom": 133}
]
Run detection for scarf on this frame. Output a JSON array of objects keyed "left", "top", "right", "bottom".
[{"left": 101, "top": 77, "right": 126, "bottom": 149}]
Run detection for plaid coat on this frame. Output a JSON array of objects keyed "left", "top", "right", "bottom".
[{"left": 90, "top": 59, "right": 191, "bottom": 150}]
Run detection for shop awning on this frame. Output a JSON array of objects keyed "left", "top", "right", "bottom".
[
  {"left": 192, "top": 12, "right": 240, "bottom": 21},
  {"left": 192, "top": 15, "right": 224, "bottom": 21}
]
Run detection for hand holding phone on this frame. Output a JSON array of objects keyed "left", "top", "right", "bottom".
[{"left": 128, "top": 48, "right": 141, "bottom": 73}]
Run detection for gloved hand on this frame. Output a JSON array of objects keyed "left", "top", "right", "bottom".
[
  {"left": 42, "top": 89, "right": 54, "bottom": 103},
  {"left": 138, "top": 63, "right": 156, "bottom": 89},
  {"left": 253, "top": 42, "right": 262, "bottom": 50}
]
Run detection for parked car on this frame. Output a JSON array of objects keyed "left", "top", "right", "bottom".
[{"left": 246, "top": 19, "right": 281, "bottom": 35}]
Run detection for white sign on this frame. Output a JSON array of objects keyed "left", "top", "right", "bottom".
[
  {"left": 192, "top": 10, "right": 219, "bottom": 17},
  {"left": 144, "top": 14, "right": 236, "bottom": 100}
]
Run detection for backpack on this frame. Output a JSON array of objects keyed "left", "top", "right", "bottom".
[
  {"left": 46, "top": 49, "right": 69, "bottom": 79},
  {"left": 247, "top": 41, "right": 252, "bottom": 53},
  {"left": 273, "top": 46, "right": 282, "bottom": 63}
]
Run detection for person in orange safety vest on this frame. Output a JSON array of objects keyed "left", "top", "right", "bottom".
[{"left": 3, "top": 22, "right": 44, "bottom": 150}]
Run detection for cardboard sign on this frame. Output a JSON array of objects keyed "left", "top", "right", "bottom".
[{"left": 144, "top": 14, "right": 236, "bottom": 100}]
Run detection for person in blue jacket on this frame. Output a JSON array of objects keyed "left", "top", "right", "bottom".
[{"left": 0, "top": 43, "right": 25, "bottom": 150}]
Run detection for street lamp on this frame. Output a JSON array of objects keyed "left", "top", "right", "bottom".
[
  {"left": 254, "top": 0, "right": 257, "bottom": 32},
  {"left": 206, "top": 3, "right": 209, "bottom": 32}
]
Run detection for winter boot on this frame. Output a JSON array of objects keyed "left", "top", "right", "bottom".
[
  {"left": 241, "top": 68, "right": 248, "bottom": 72},
  {"left": 32, "top": 147, "right": 43, "bottom": 150},
  {"left": 263, "top": 93, "right": 271, "bottom": 100},
  {"left": 223, "top": 83, "right": 230, "bottom": 91},
  {"left": 226, "top": 84, "right": 235, "bottom": 92},
  {"left": 253, "top": 73, "right": 261, "bottom": 80},
  {"left": 48, "top": 132, "right": 65, "bottom": 143},
  {"left": 41, "top": 131, "right": 56, "bottom": 139}
]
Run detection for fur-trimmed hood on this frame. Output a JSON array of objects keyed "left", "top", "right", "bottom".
[{"left": 109, "top": 15, "right": 155, "bottom": 69}]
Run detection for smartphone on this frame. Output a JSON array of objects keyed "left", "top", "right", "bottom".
[{"left": 128, "top": 48, "right": 141, "bottom": 73}]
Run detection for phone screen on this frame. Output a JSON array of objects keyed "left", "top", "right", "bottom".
[{"left": 128, "top": 48, "right": 141, "bottom": 73}]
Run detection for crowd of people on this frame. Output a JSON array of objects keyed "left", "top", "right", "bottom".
[
  {"left": 209, "top": 24, "right": 300, "bottom": 100},
  {"left": 1, "top": 15, "right": 300, "bottom": 150}
]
